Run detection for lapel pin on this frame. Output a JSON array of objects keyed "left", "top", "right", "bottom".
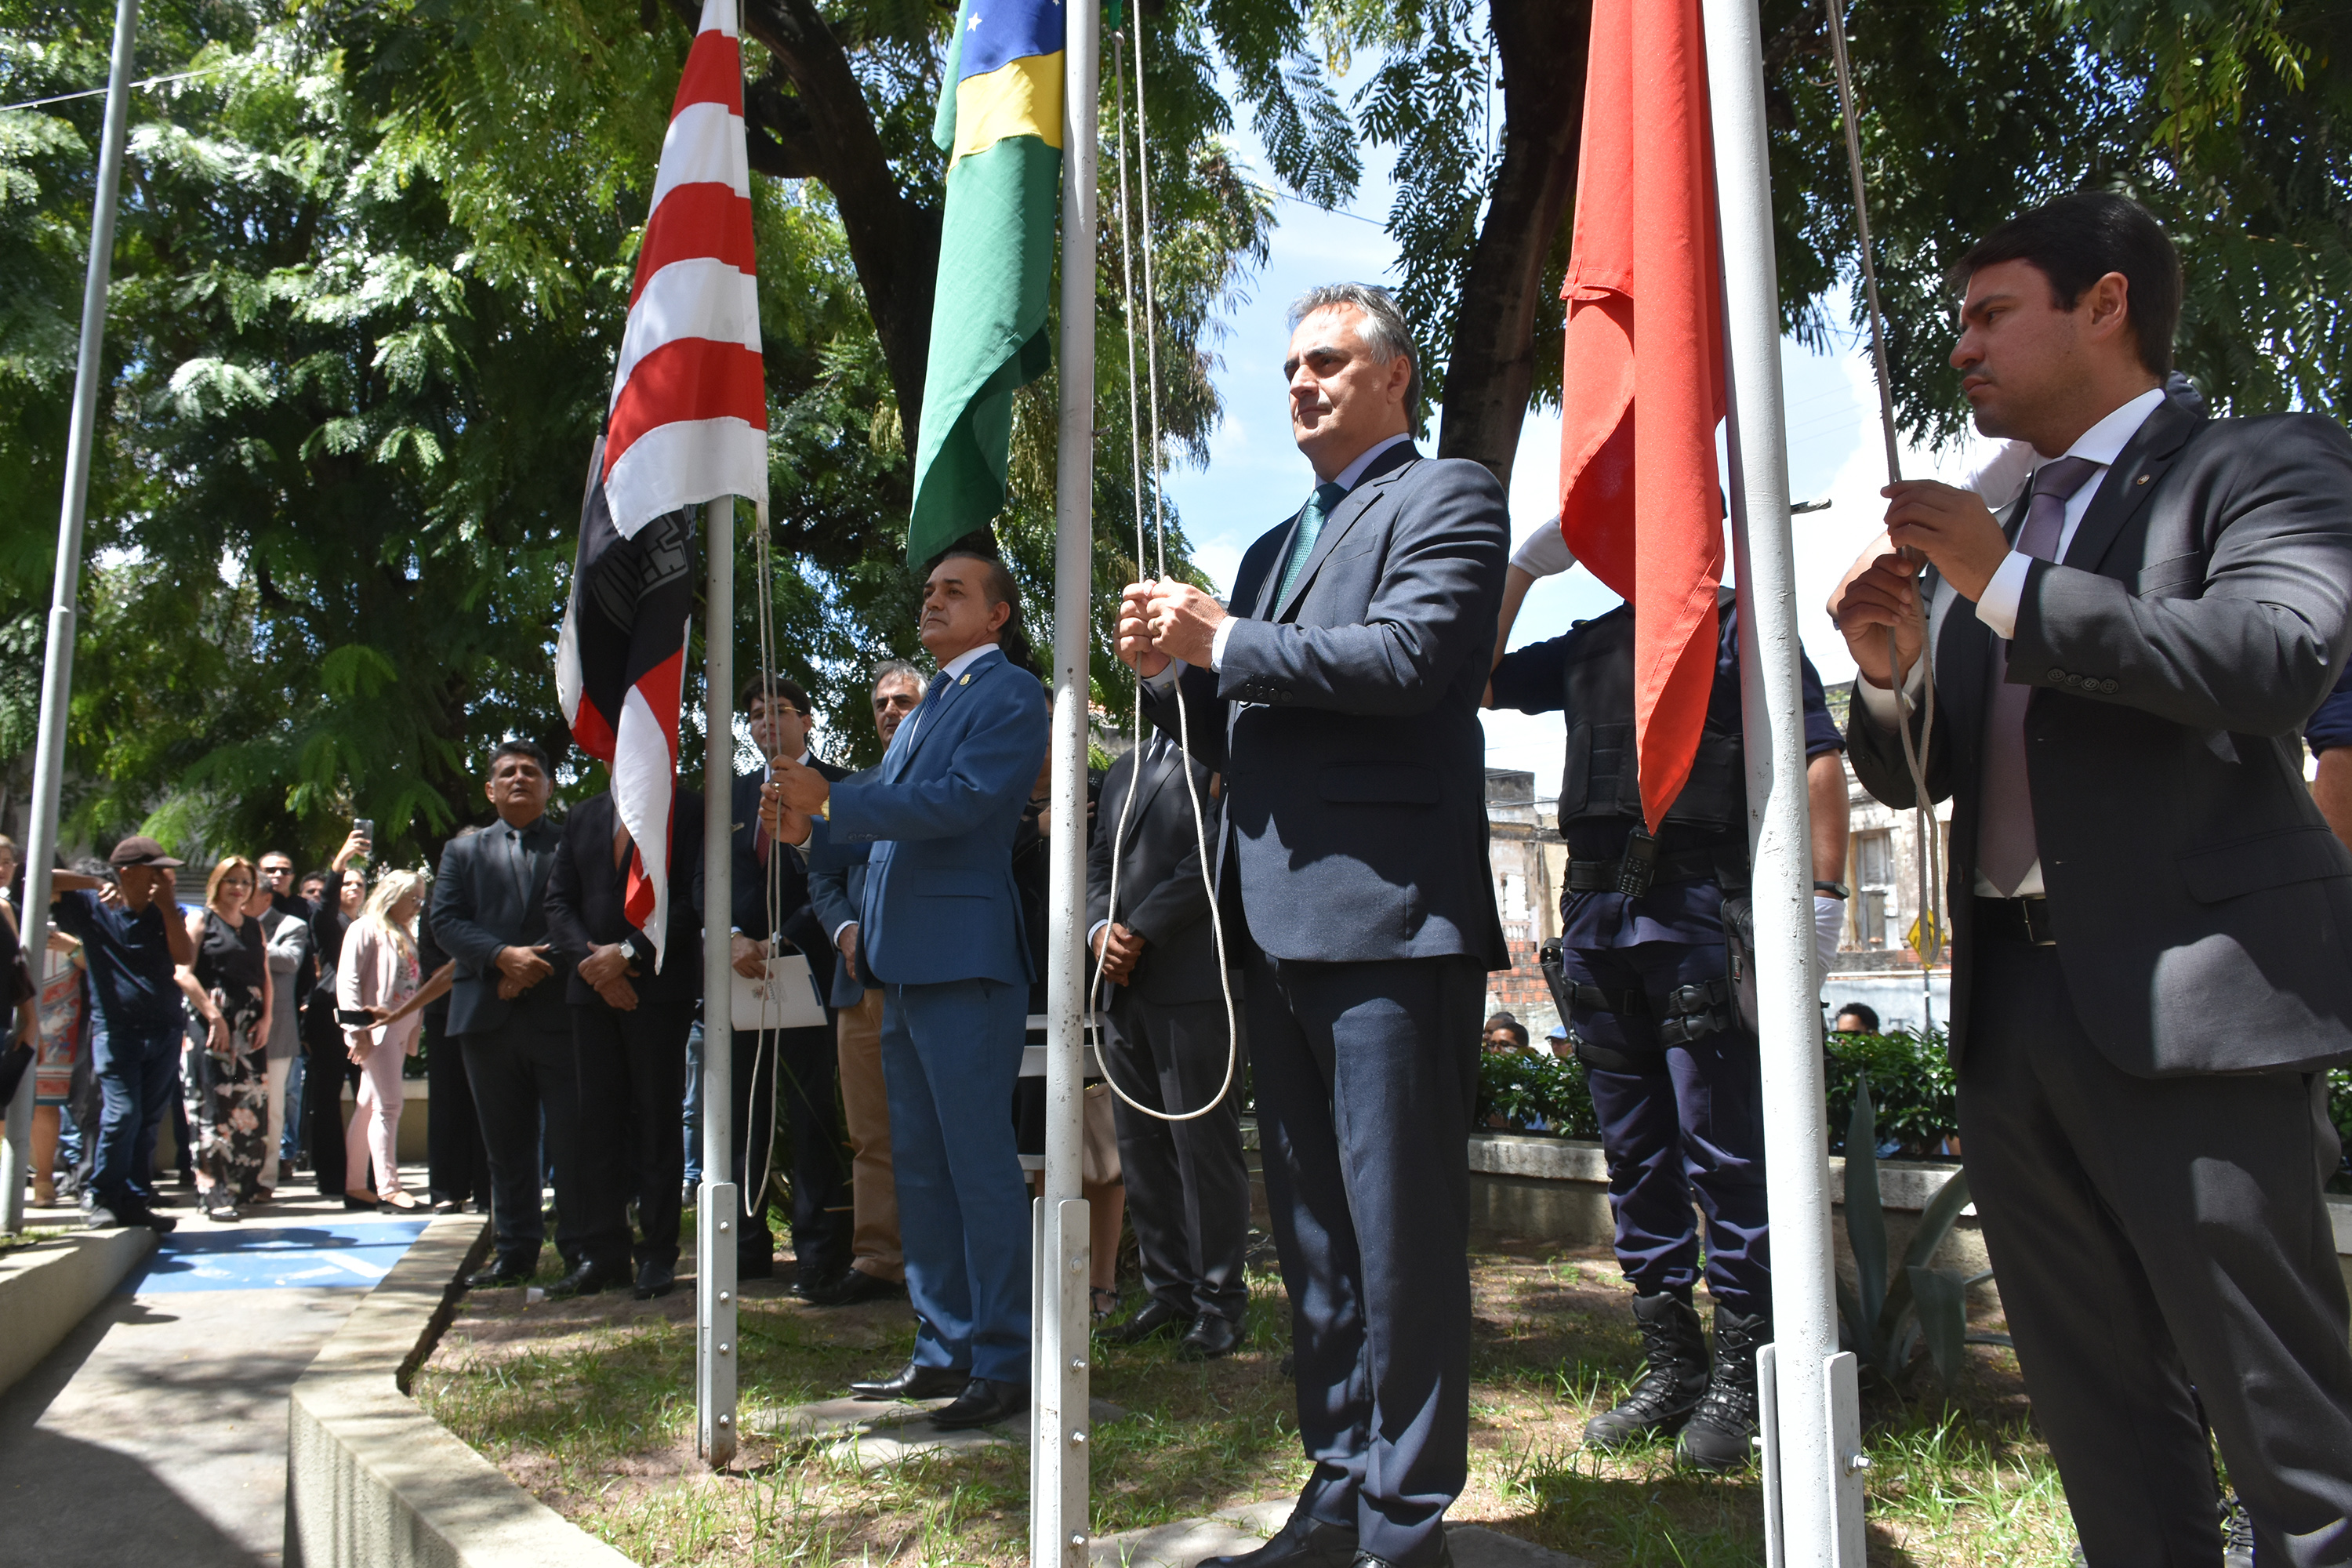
[
  {"left": 2136, "top": 474, "right": 2149, "bottom": 485},
  {"left": 960, "top": 673, "right": 971, "bottom": 684}
]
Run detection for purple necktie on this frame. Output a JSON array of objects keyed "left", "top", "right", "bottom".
[{"left": 1976, "top": 456, "right": 2101, "bottom": 896}]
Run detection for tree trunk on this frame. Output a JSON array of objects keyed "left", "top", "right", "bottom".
[{"left": 1435, "top": 0, "right": 1592, "bottom": 492}]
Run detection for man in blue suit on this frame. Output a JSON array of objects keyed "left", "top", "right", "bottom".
[
  {"left": 1120, "top": 283, "right": 1508, "bottom": 1568},
  {"left": 766, "top": 550, "right": 1050, "bottom": 1431}
]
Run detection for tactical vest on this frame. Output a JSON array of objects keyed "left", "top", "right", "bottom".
[{"left": 1556, "top": 590, "right": 1749, "bottom": 880}]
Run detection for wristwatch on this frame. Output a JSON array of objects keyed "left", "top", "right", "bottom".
[
  {"left": 1813, "top": 880, "right": 1850, "bottom": 900},
  {"left": 618, "top": 936, "right": 641, "bottom": 961}
]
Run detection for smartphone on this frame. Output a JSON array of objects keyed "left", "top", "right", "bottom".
[{"left": 351, "top": 818, "right": 374, "bottom": 872}]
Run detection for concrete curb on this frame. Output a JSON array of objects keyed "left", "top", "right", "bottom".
[
  {"left": 284, "top": 1212, "right": 633, "bottom": 1568},
  {"left": 0, "top": 1223, "right": 157, "bottom": 1396}
]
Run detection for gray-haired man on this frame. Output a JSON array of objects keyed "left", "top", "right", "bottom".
[
  {"left": 1120, "top": 283, "right": 1509, "bottom": 1568},
  {"left": 802, "top": 659, "right": 927, "bottom": 1305}
]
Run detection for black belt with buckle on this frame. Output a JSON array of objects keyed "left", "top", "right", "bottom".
[{"left": 1976, "top": 895, "right": 2056, "bottom": 947}]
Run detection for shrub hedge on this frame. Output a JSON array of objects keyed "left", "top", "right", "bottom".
[{"left": 1475, "top": 1030, "right": 2352, "bottom": 1181}]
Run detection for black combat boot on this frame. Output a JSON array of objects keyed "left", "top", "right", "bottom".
[
  {"left": 1582, "top": 1290, "right": 1711, "bottom": 1450},
  {"left": 1676, "top": 1304, "right": 1769, "bottom": 1472}
]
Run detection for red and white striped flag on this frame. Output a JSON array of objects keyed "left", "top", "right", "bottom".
[
  {"left": 555, "top": 0, "right": 764, "bottom": 969},
  {"left": 604, "top": 0, "right": 768, "bottom": 531}
]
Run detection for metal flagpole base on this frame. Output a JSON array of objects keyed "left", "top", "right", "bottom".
[
  {"left": 1756, "top": 1345, "right": 1866, "bottom": 1566},
  {"left": 1030, "top": 1196, "right": 1091, "bottom": 1568},
  {"left": 698, "top": 1181, "right": 739, "bottom": 1466}
]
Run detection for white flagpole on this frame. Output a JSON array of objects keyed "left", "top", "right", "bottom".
[
  {"left": 1033, "top": 0, "right": 1098, "bottom": 1559},
  {"left": 699, "top": 498, "right": 739, "bottom": 1467},
  {"left": 1700, "top": 0, "right": 1867, "bottom": 1561},
  {"left": 1, "top": 0, "right": 141, "bottom": 1235}
]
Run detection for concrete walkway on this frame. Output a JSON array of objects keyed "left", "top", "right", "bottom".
[{"left": 0, "top": 1171, "right": 437, "bottom": 1568}]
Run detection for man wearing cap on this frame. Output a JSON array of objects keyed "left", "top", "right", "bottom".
[{"left": 52, "top": 837, "right": 198, "bottom": 1232}]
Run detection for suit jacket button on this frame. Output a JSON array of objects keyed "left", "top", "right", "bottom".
[
  {"left": 2047, "top": 667, "right": 2067, "bottom": 682},
  {"left": 2101, "top": 679, "right": 2119, "bottom": 694}
]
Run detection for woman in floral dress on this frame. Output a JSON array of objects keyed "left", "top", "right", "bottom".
[{"left": 177, "top": 856, "right": 270, "bottom": 1221}]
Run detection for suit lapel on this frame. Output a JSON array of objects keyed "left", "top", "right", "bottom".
[
  {"left": 2062, "top": 393, "right": 2204, "bottom": 577},
  {"left": 887, "top": 652, "right": 992, "bottom": 782},
  {"left": 1272, "top": 449, "right": 1419, "bottom": 623},
  {"left": 1119, "top": 739, "right": 1182, "bottom": 851}
]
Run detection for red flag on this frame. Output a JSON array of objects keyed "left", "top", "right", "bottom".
[
  {"left": 1557, "top": 0, "right": 1726, "bottom": 831},
  {"left": 555, "top": 0, "right": 764, "bottom": 969}
]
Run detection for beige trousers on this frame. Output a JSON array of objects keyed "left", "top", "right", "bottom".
[{"left": 836, "top": 989, "right": 903, "bottom": 1282}]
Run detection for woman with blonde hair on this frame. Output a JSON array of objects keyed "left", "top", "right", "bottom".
[
  {"left": 176, "top": 856, "right": 271, "bottom": 1221},
  {"left": 339, "top": 868, "right": 426, "bottom": 1212}
]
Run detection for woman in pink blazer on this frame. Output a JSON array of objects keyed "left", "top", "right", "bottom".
[{"left": 339, "top": 869, "right": 426, "bottom": 1211}]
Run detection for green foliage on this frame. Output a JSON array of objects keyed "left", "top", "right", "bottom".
[
  {"left": 1825, "top": 1026, "right": 1957, "bottom": 1158},
  {"left": 1475, "top": 1047, "right": 1599, "bottom": 1139},
  {"left": 1836, "top": 1076, "right": 2007, "bottom": 1393},
  {"left": 0, "top": 0, "right": 1275, "bottom": 856}
]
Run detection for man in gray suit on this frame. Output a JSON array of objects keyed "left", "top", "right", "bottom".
[
  {"left": 430, "top": 740, "right": 584, "bottom": 1289},
  {"left": 1120, "top": 282, "right": 1508, "bottom": 1568},
  {"left": 1831, "top": 193, "right": 2352, "bottom": 1565},
  {"left": 1087, "top": 726, "right": 1249, "bottom": 1360}
]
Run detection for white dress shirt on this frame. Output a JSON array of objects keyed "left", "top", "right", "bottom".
[
  {"left": 1856, "top": 384, "right": 2166, "bottom": 895},
  {"left": 1154, "top": 430, "right": 1417, "bottom": 690}
]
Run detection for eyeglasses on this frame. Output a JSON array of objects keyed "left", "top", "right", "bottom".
[{"left": 260, "top": 866, "right": 292, "bottom": 879}]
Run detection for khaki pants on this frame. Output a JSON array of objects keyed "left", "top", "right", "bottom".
[{"left": 836, "top": 989, "right": 903, "bottom": 1282}]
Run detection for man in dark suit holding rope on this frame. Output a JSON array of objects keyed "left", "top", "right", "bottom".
[
  {"left": 1120, "top": 282, "right": 1508, "bottom": 1568},
  {"left": 1832, "top": 193, "right": 2352, "bottom": 1565}
]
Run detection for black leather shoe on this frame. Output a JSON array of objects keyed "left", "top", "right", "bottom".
[
  {"left": 544, "top": 1259, "right": 626, "bottom": 1301},
  {"left": 1178, "top": 1312, "right": 1246, "bottom": 1361},
  {"left": 1350, "top": 1541, "right": 1454, "bottom": 1568},
  {"left": 807, "top": 1266, "right": 904, "bottom": 1307},
  {"left": 849, "top": 1361, "right": 971, "bottom": 1402},
  {"left": 1201, "top": 1511, "right": 1357, "bottom": 1568},
  {"left": 791, "top": 1265, "right": 847, "bottom": 1301},
  {"left": 634, "top": 1261, "right": 677, "bottom": 1300},
  {"left": 466, "top": 1256, "right": 536, "bottom": 1290},
  {"left": 929, "top": 1376, "right": 1027, "bottom": 1430},
  {"left": 1105, "top": 1299, "right": 1188, "bottom": 1345}
]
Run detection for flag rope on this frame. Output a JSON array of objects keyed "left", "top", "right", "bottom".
[
  {"left": 1825, "top": 0, "right": 1944, "bottom": 972},
  {"left": 1087, "top": 18, "right": 1240, "bottom": 1125},
  {"left": 746, "top": 497, "right": 784, "bottom": 1217}
]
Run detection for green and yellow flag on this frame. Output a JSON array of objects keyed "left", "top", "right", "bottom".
[{"left": 907, "top": 0, "right": 1065, "bottom": 564}]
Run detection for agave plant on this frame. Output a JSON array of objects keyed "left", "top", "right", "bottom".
[{"left": 1836, "top": 1077, "right": 2012, "bottom": 1389}]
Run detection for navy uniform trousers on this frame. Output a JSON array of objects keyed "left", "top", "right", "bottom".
[
  {"left": 1248, "top": 947, "right": 1485, "bottom": 1568},
  {"left": 1558, "top": 938, "right": 1769, "bottom": 1317}
]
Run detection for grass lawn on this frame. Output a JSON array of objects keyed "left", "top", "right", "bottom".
[{"left": 416, "top": 1228, "right": 2074, "bottom": 1567}]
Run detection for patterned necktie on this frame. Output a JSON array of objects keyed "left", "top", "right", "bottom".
[
  {"left": 1276, "top": 481, "right": 1348, "bottom": 607},
  {"left": 1976, "top": 455, "right": 2102, "bottom": 896}
]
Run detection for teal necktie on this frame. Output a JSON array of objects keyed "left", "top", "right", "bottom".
[{"left": 1276, "top": 481, "right": 1348, "bottom": 607}]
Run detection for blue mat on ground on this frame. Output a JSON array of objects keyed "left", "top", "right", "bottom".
[{"left": 122, "top": 1219, "right": 431, "bottom": 1294}]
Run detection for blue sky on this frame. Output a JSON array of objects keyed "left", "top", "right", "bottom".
[{"left": 1152, "top": 83, "right": 1987, "bottom": 803}]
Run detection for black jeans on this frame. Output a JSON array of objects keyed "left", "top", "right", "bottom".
[
  {"left": 574, "top": 1001, "right": 693, "bottom": 1272},
  {"left": 302, "top": 1004, "right": 353, "bottom": 1197},
  {"left": 460, "top": 1018, "right": 589, "bottom": 1271}
]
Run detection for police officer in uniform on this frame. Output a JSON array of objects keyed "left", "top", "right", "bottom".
[{"left": 1490, "top": 550, "right": 1848, "bottom": 1470}]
